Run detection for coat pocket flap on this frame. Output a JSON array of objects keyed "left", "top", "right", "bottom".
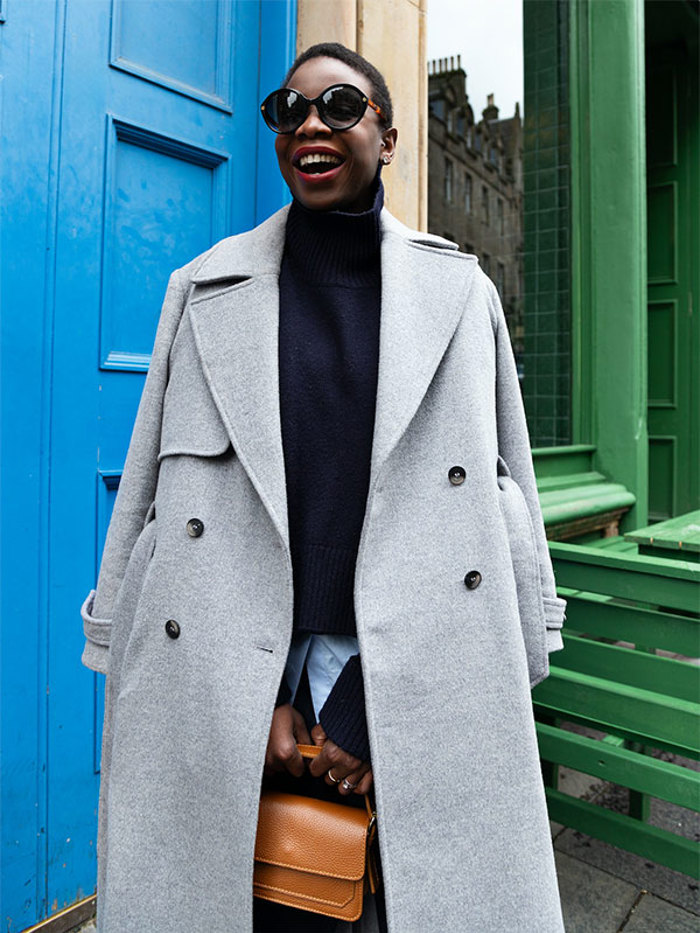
[
  {"left": 158, "top": 429, "right": 231, "bottom": 461},
  {"left": 158, "top": 324, "right": 232, "bottom": 460}
]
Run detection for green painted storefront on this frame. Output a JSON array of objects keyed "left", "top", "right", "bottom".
[
  {"left": 524, "top": 0, "right": 698, "bottom": 526},
  {"left": 521, "top": 0, "right": 699, "bottom": 881}
]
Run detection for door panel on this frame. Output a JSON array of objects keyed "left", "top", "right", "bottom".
[
  {"left": 100, "top": 116, "right": 229, "bottom": 370},
  {"left": 647, "top": 300, "right": 677, "bottom": 407},
  {"left": 111, "top": 0, "right": 233, "bottom": 108},
  {"left": 645, "top": 19, "right": 699, "bottom": 520}
]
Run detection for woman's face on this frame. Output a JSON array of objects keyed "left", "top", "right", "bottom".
[{"left": 274, "top": 56, "right": 397, "bottom": 213}]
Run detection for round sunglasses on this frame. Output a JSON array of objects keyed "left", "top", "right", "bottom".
[{"left": 260, "top": 83, "right": 384, "bottom": 134}]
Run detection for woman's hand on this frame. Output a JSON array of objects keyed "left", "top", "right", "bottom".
[
  {"left": 264, "top": 704, "right": 311, "bottom": 777},
  {"left": 309, "top": 723, "right": 373, "bottom": 796}
]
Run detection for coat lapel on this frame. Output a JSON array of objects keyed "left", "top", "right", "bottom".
[
  {"left": 187, "top": 207, "right": 290, "bottom": 548},
  {"left": 371, "top": 212, "right": 478, "bottom": 479},
  {"left": 185, "top": 205, "right": 478, "bottom": 548}
]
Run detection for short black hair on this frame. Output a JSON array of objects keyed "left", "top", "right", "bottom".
[{"left": 283, "top": 42, "right": 394, "bottom": 128}]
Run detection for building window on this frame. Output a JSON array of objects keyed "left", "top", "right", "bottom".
[
  {"left": 430, "top": 98, "right": 445, "bottom": 121},
  {"left": 482, "top": 186, "right": 489, "bottom": 224},
  {"left": 482, "top": 253, "right": 491, "bottom": 276},
  {"left": 496, "top": 262, "right": 506, "bottom": 296},
  {"left": 466, "top": 126, "right": 473, "bottom": 149},
  {"left": 464, "top": 173, "right": 472, "bottom": 214},
  {"left": 444, "top": 158, "right": 453, "bottom": 202},
  {"left": 447, "top": 110, "right": 454, "bottom": 134},
  {"left": 498, "top": 199, "right": 504, "bottom": 235},
  {"left": 475, "top": 131, "right": 482, "bottom": 153}
]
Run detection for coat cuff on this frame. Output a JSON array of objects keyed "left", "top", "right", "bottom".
[
  {"left": 546, "top": 627, "right": 564, "bottom": 654},
  {"left": 81, "top": 589, "right": 111, "bottom": 673},
  {"left": 543, "top": 594, "right": 566, "bottom": 628},
  {"left": 319, "top": 654, "right": 370, "bottom": 762}
]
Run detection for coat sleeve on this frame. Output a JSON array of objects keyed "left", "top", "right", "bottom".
[
  {"left": 488, "top": 276, "right": 566, "bottom": 654},
  {"left": 80, "top": 268, "right": 190, "bottom": 673}
]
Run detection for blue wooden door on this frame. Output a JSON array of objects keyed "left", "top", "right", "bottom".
[{"left": 0, "top": 2, "right": 294, "bottom": 928}]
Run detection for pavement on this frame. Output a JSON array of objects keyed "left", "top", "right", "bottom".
[
  {"left": 71, "top": 763, "right": 699, "bottom": 933},
  {"left": 550, "top": 759, "right": 699, "bottom": 932}
]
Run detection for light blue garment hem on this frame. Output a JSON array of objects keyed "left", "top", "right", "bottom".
[{"left": 283, "top": 632, "right": 359, "bottom": 721}]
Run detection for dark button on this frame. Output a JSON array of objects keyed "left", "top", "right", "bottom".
[
  {"left": 448, "top": 466, "right": 466, "bottom": 486},
  {"left": 165, "top": 619, "right": 180, "bottom": 639},
  {"left": 464, "top": 570, "right": 482, "bottom": 590},
  {"left": 186, "top": 518, "right": 204, "bottom": 538}
]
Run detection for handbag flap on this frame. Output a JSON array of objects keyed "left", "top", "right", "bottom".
[{"left": 255, "top": 791, "right": 369, "bottom": 881}]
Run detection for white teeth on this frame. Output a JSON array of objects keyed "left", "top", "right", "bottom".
[{"left": 298, "top": 152, "right": 342, "bottom": 169}]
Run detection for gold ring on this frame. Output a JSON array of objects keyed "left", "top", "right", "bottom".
[{"left": 327, "top": 769, "right": 341, "bottom": 784}]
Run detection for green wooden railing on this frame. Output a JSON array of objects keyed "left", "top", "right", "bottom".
[{"left": 534, "top": 537, "right": 700, "bottom": 877}]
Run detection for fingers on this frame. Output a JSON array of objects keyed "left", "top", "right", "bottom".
[
  {"left": 311, "top": 722, "right": 327, "bottom": 746},
  {"left": 281, "top": 740, "right": 306, "bottom": 777},
  {"left": 353, "top": 769, "right": 373, "bottom": 796},
  {"left": 292, "top": 707, "right": 311, "bottom": 747},
  {"left": 338, "top": 763, "right": 371, "bottom": 796},
  {"left": 308, "top": 739, "right": 344, "bottom": 778},
  {"left": 265, "top": 733, "right": 305, "bottom": 777},
  {"left": 264, "top": 710, "right": 373, "bottom": 791},
  {"left": 265, "top": 704, "right": 306, "bottom": 777},
  {"left": 308, "top": 738, "right": 371, "bottom": 795}
]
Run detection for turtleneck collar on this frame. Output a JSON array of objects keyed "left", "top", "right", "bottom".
[{"left": 283, "top": 176, "right": 384, "bottom": 287}]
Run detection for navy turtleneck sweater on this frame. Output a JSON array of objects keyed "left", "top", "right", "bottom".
[{"left": 276, "top": 179, "right": 384, "bottom": 761}]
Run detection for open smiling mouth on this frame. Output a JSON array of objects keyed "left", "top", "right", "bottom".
[{"left": 293, "top": 152, "right": 346, "bottom": 176}]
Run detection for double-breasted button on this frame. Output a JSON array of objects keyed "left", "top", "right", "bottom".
[
  {"left": 186, "top": 518, "right": 204, "bottom": 538},
  {"left": 448, "top": 466, "right": 466, "bottom": 485},
  {"left": 165, "top": 619, "right": 181, "bottom": 639},
  {"left": 464, "top": 570, "right": 482, "bottom": 590}
]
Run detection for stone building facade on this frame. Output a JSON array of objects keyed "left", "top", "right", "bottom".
[{"left": 427, "top": 57, "right": 524, "bottom": 360}]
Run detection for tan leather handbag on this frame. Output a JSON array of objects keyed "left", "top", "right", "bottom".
[{"left": 254, "top": 744, "right": 379, "bottom": 922}]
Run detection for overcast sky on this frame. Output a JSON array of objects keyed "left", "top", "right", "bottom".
[{"left": 427, "top": 0, "right": 524, "bottom": 120}]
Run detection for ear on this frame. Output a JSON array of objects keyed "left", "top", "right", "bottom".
[{"left": 379, "top": 127, "right": 398, "bottom": 165}]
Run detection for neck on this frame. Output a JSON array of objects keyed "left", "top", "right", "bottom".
[{"left": 284, "top": 178, "right": 384, "bottom": 287}]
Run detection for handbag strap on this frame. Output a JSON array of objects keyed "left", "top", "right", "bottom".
[{"left": 296, "top": 744, "right": 374, "bottom": 821}]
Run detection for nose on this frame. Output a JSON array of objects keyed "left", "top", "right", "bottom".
[{"left": 295, "top": 104, "right": 331, "bottom": 138}]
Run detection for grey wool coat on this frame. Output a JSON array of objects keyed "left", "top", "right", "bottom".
[{"left": 81, "top": 205, "right": 567, "bottom": 933}]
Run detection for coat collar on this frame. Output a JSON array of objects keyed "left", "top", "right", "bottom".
[{"left": 187, "top": 206, "right": 478, "bottom": 549}]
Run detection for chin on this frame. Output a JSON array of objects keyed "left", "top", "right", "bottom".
[
  {"left": 296, "top": 192, "right": 338, "bottom": 210},
  {"left": 300, "top": 188, "right": 372, "bottom": 214},
  {"left": 295, "top": 190, "right": 347, "bottom": 211}
]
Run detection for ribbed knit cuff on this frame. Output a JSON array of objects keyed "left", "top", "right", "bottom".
[
  {"left": 275, "top": 677, "right": 292, "bottom": 708},
  {"left": 319, "top": 654, "right": 370, "bottom": 762},
  {"left": 294, "top": 543, "right": 357, "bottom": 635}
]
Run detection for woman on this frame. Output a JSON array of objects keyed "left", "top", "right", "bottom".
[{"left": 81, "top": 42, "right": 566, "bottom": 933}]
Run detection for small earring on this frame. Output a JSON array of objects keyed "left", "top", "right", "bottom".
[{"left": 382, "top": 156, "right": 390, "bottom": 164}]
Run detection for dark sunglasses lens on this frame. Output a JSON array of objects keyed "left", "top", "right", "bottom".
[
  {"left": 265, "top": 89, "right": 307, "bottom": 132},
  {"left": 321, "top": 86, "right": 365, "bottom": 128}
]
